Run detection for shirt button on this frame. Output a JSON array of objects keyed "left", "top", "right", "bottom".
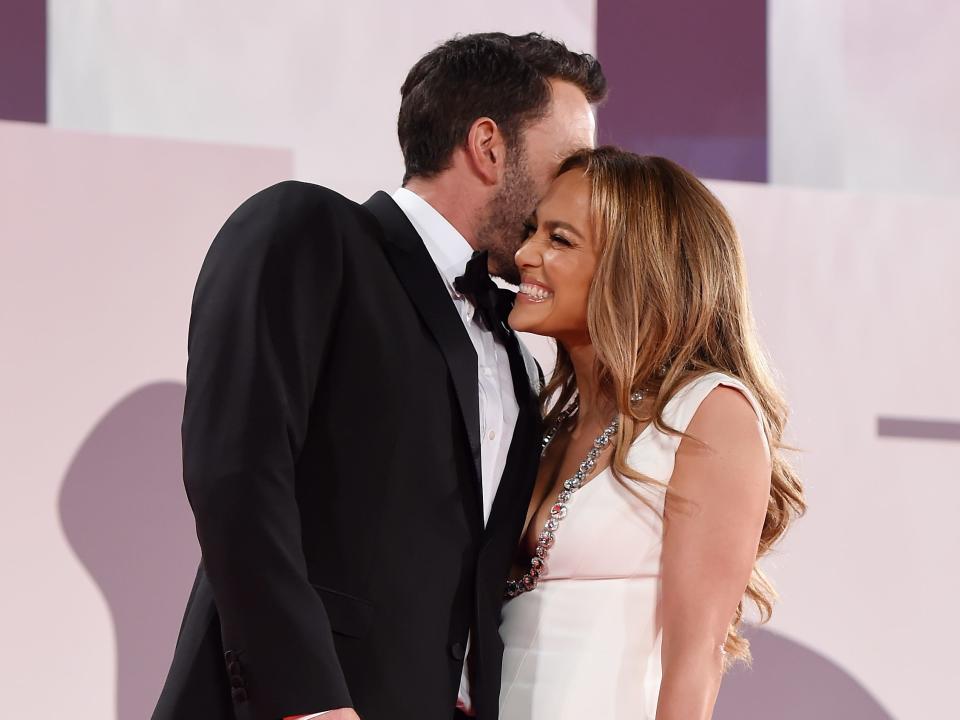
[{"left": 488, "top": 430, "right": 496, "bottom": 440}]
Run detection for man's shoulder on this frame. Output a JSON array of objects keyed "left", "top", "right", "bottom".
[
  {"left": 220, "top": 181, "right": 384, "bottom": 255},
  {"left": 238, "top": 180, "right": 368, "bottom": 222}
]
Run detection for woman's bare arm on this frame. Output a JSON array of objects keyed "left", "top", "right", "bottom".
[{"left": 656, "top": 386, "right": 771, "bottom": 720}]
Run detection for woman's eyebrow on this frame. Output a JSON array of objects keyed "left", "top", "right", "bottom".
[{"left": 542, "top": 219, "right": 584, "bottom": 239}]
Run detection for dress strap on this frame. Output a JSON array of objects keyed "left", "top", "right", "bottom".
[{"left": 660, "top": 371, "right": 770, "bottom": 457}]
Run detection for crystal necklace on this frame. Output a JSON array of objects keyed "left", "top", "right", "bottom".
[{"left": 505, "top": 391, "right": 643, "bottom": 599}]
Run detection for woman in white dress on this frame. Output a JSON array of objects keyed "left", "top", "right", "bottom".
[{"left": 500, "top": 147, "right": 805, "bottom": 720}]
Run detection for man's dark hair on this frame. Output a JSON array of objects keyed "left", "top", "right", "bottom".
[{"left": 398, "top": 32, "right": 607, "bottom": 184}]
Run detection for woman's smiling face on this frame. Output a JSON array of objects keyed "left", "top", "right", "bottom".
[{"left": 509, "top": 168, "right": 599, "bottom": 345}]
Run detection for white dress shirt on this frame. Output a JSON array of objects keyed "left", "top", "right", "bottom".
[{"left": 393, "top": 187, "right": 519, "bottom": 715}]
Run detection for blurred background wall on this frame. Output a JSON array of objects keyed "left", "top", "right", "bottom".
[{"left": 1, "top": 1, "right": 957, "bottom": 718}]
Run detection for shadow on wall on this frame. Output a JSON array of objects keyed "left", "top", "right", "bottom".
[
  {"left": 715, "top": 625, "right": 896, "bottom": 719},
  {"left": 59, "top": 382, "right": 198, "bottom": 720}
]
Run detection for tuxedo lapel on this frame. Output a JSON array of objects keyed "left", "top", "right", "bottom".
[
  {"left": 363, "top": 191, "right": 483, "bottom": 488},
  {"left": 508, "top": 327, "right": 543, "bottom": 410},
  {"left": 484, "top": 330, "right": 543, "bottom": 538}
]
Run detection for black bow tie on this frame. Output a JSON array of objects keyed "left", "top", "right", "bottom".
[{"left": 453, "top": 250, "right": 515, "bottom": 344}]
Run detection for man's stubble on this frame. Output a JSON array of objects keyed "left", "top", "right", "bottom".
[{"left": 475, "top": 144, "right": 539, "bottom": 286}]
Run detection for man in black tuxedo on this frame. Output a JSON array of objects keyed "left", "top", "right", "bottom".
[{"left": 153, "top": 32, "right": 605, "bottom": 720}]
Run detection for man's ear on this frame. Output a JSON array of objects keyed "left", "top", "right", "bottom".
[{"left": 465, "top": 117, "right": 506, "bottom": 185}]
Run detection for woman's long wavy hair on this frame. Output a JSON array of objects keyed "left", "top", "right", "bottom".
[{"left": 542, "top": 147, "right": 805, "bottom": 665}]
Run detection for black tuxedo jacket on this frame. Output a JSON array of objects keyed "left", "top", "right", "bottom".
[{"left": 153, "top": 182, "right": 543, "bottom": 720}]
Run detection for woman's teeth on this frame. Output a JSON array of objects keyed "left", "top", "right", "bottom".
[{"left": 519, "top": 283, "right": 554, "bottom": 302}]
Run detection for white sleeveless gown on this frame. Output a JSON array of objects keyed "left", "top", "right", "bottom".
[{"left": 498, "top": 372, "right": 768, "bottom": 720}]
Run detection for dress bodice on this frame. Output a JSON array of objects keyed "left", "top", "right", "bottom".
[{"left": 498, "top": 372, "right": 767, "bottom": 719}]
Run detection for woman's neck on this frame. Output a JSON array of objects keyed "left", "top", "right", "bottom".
[{"left": 563, "top": 339, "right": 614, "bottom": 434}]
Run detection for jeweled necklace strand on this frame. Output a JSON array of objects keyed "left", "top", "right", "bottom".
[{"left": 505, "top": 391, "right": 643, "bottom": 599}]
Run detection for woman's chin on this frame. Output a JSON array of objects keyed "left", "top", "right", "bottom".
[{"left": 508, "top": 307, "right": 552, "bottom": 337}]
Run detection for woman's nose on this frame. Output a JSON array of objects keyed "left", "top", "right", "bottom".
[{"left": 514, "top": 237, "right": 541, "bottom": 269}]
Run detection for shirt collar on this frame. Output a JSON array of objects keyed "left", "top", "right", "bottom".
[{"left": 391, "top": 187, "right": 474, "bottom": 298}]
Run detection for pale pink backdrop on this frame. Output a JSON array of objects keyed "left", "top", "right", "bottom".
[{"left": 0, "top": 120, "right": 293, "bottom": 718}]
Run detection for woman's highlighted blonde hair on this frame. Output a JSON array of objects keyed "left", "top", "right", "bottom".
[{"left": 542, "top": 147, "right": 805, "bottom": 665}]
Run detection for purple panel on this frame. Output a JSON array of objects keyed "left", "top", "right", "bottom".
[
  {"left": 878, "top": 416, "right": 960, "bottom": 441},
  {"left": 596, "top": 0, "right": 767, "bottom": 182},
  {"left": 0, "top": 0, "right": 46, "bottom": 122}
]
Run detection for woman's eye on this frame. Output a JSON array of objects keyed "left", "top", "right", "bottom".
[{"left": 550, "top": 234, "right": 572, "bottom": 247}]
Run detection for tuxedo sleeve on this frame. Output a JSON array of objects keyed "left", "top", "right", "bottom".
[{"left": 181, "top": 181, "right": 352, "bottom": 719}]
